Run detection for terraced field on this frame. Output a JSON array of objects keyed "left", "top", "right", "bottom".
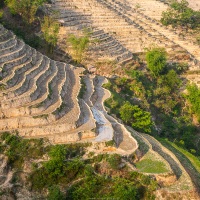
[
  {"left": 52, "top": 0, "right": 200, "bottom": 77},
  {"left": 0, "top": 24, "right": 138, "bottom": 155},
  {"left": 128, "top": 127, "right": 198, "bottom": 197},
  {"left": 0, "top": 0, "right": 200, "bottom": 197}
]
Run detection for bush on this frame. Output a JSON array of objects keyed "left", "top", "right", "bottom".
[
  {"left": 40, "top": 16, "right": 60, "bottom": 53},
  {"left": 47, "top": 186, "right": 65, "bottom": 200},
  {"left": 67, "top": 172, "right": 156, "bottom": 200},
  {"left": 145, "top": 47, "right": 167, "bottom": 77},
  {"left": 67, "top": 32, "right": 90, "bottom": 62},
  {"left": 0, "top": 10, "right": 3, "bottom": 19},
  {"left": 185, "top": 83, "right": 200, "bottom": 122},
  {"left": 161, "top": 0, "right": 200, "bottom": 29},
  {"left": 109, "top": 178, "right": 140, "bottom": 200},
  {"left": 0, "top": 132, "right": 45, "bottom": 169},
  {"left": 120, "top": 102, "right": 153, "bottom": 133},
  {"left": 107, "top": 154, "right": 121, "bottom": 169}
]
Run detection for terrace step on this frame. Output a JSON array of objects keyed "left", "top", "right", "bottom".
[{"left": 141, "top": 133, "right": 193, "bottom": 191}]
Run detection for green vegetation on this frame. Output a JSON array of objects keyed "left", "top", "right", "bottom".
[
  {"left": 47, "top": 186, "right": 65, "bottom": 200},
  {"left": 196, "top": 35, "right": 200, "bottom": 45},
  {"left": 0, "top": 132, "right": 157, "bottom": 199},
  {"left": 184, "top": 83, "right": 200, "bottom": 122},
  {"left": 158, "top": 138, "right": 200, "bottom": 189},
  {"left": 120, "top": 102, "right": 152, "bottom": 133},
  {"left": 104, "top": 80, "right": 153, "bottom": 134},
  {"left": 5, "top": 0, "right": 46, "bottom": 24},
  {"left": 104, "top": 46, "right": 199, "bottom": 156},
  {"left": 78, "top": 77, "right": 87, "bottom": 99},
  {"left": 55, "top": 102, "right": 66, "bottom": 113},
  {"left": 136, "top": 152, "right": 169, "bottom": 174},
  {"left": 0, "top": 84, "right": 6, "bottom": 91},
  {"left": 0, "top": 132, "right": 46, "bottom": 169},
  {"left": 136, "top": 159, "right": 168, "bottom": 174},
  {"left": 105, "top": 139, "right": 115, "bottom": 147},
  {"left": 106, "top": 153, "right": 122, "bottom": 169},
  {"left": 68, "top": 172, "right": 157, "bottom": 200},
  {"left": 145, "top": 47, "right": 167, "bottom": 77},
  {"left": 29, "top": 143, "right": 87, "bottom": 190},
  {"left": 127, "top": 127, "right": 149, "bottom": 155},
  {"left": 0, "top": 0, "right": 60, "bottom": 55},
  {"left": 0, "top": 10, "right": 3, "bottom": 19},
  {"left": 48, "top": 83, "right": 53, "bottom": 99},
  {"left": 41, "top": 16, "right": 60, "bottom": 53},
  {"left": 168, "top": 141, "right": 200, "bottom": 173},
  {"left": 33, "top": 114, "right": 48, "bottom": 119},
  {"left": 161, "top": 0, "right": 200, "bottom": 29},
  {"left": 67, "top": 30, "right": 90, "bottom": 63}
]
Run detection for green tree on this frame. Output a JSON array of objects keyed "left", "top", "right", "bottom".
[
  {"left": 119, "top": 102, "right": 152, "bottom": 133},
  {"left": 119, "top": 102, "right": 135, "bottom": 123},
  {"left": 157, "top": 70, "right": 181, "bottom": 92},
  {"left": 5, "top": 0, "right": 45, "bottom": 24},
  {"left": 145, "top": 47, "right": 167, "bottom": 77},
  {"left": 40, "top": 16, "right": 60, "bottom": 53},
  {"left": 48, "top": 145, "right": 67, "bottom": 160}
]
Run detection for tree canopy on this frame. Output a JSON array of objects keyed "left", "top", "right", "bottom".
[
  {"left": 5, "top": 0, "right": 46, "bottom": 24},
  {"left": 119, "top": 102, "right": 153, "bottom": 133},
  {"left": 145, "top": 47, "right": 167, "bottom": 77}
]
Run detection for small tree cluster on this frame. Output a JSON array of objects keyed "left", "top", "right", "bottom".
[
  {"left": 161, "top": 0, "right": 200, "bottom": 29},
  {"left": 5, "top": 0, "right": 45, "bottom": 24}
]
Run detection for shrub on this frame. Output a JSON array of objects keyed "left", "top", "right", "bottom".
[
  {"left": 185, "top": 83, "right": 200, "bottom": 122},
  {"left": 107, "top": 154, "right": 121, "bottom": 169},
  {"left": 145, "top": 47, "right": 167, "bottom": 77},
  {"left": 67, "top": 32, "right": 90, "bottom": 62},
  {"left": 40, "top": 16, "right": 60, "bottom": 53},
  {"left": 0, "top": 10, "right": 3, "bottom": 19},
  {"left": 0, "top": 132, "right": 45, "bottom": 169},
  {"left": 47, "top": 186, "right": 65, "bottom": 200},
  {"left": 161, "top": 0, "right": 200, "bottom": 29},
  {"left": 119, "top": 102, "right": 153, "bottom": 133}
]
